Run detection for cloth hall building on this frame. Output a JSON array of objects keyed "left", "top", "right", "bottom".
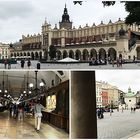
[{"left": 11, "top": 5, "right": 140, "bottom": 61}]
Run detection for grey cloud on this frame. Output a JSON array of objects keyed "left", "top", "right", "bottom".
[
  {"left": 0, "top": 1, "right": 34, "bottom": 20},
  {"left": 0, "top": 0, "right": 127, "bottom": 43}
]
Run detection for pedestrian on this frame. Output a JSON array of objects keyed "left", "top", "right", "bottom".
[
  {"left": 8, "top": 59, "right": 11, "bottom": 69},
  {"left": 116, "top": 57, "right": 119, "bottom": 67},
  {"left": 34, "top": 100, "right": 45, "bottom": 131},
  {"left": 100, "top": 108, "right": 104, "bottom": 119},
  {"left": 134, "top": 107, "right": 136, "bottom": 113},
  {"left": 112, "top": 58, "right": 114, "bottom": 67},
  {"left": 97, "top": 108, "right": 100, "bottom": 119},
  {"left": 27, "top": 59, "right": 31, "bottom": 69},
  {"left": 133, "top": 55, "right": 136, "bottom": 63},
  {"left": 121, "top": 107, "right": 124, "bottom": 113},
  {"left": 131, "top": 107, "right": 133, "bottom": 113},
  {"left": 119, "top": 58, "right": 122, "bottom": 67},
  {"left": 13, "top": 104, "right": 18, "bottom": 119},
  {"left": 21, "top": 59, "right": 25, "bottom": 69},
  {"left": 9, "top": 104, "right": 13, "bottom": 117},
  {"left": 18, "top": 105, "right": 24, "bottom": 121},
  {"left": 4, "top": 58, "right": 8, "bottom": 69}
]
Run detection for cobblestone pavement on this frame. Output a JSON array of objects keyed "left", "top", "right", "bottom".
[
  {"left": 97, "top": 109, "right": 140, "bottom": 139},
  {"left": 1, "top": 60, "right": 140, "bottom": 69}
]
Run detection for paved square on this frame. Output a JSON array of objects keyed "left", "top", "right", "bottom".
[{"left": 97, "top": 109, "right": 140, "bottom": 139}]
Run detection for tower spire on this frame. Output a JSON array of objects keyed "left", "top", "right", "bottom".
[{"left": 59, "top": 4, "right": 72, "bottom": 29}]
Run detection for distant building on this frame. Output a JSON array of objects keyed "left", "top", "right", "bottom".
[
  {"left": 124, "top": 87, "right": 136, "bottom": 109},
  {"left": 96, "top": 81, "right": 120, "bottom": 108},
  {"left": 0, "top": 43, "right": 10, "bottom": 59}
]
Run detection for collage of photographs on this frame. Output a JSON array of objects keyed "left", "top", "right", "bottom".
[{"left": 0, "top": 0, "right": 140, "bottom": 139}]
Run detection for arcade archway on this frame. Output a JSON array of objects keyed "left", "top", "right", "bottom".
[
  {"left": 108, "top": 48, "right": 117, "bottom": 60},
  {"left": 69, "top": 50, "right": 74, "bottom": 59},
  {"left": 82, "top": 49, "right": 89, "bottom": 60},
  {"left": 75, "top": 50, "right": 81, "bottom": 60},
  {"left": 90, "top": 49, "right": 97, "bottom": 60},
  {"left": 63, "top": 51, "right": 68, "bottom": 59},
  {"left": 98, "top": 48, "right": 106, "bottom": 60}
]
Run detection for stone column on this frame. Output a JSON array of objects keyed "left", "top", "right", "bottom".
[{"left": 71, "top": 71, "right": 97, "bottom": 138}]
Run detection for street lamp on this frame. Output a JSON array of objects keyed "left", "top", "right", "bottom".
[
  {"left": 39, "top": 82, "right": 45, "bottom": 95},
  {"left": 4, "top": 90, "right": 8, "bottom": 97},
  {"left": 29, "top": 83, "right": 33, "bottom": 88},
  {"left": 110, "top": 100, "right": 113, "bottom": 116},
  {"left": 40, "top": 82, "right": 44, "bottom": 87},
  {"left": 5, "top": 90, "right": 7, "bottom": 93}
]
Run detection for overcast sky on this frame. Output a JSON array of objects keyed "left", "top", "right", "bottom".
[
  {"left": 96, "top": 70, "right": 140, "bottom": 93},
  {"left": 0, "top": 0, "right": 127, "bottom": 43}
]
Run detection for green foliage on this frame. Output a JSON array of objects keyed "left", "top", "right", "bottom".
[
  {"left": 49, "top": 45, "right": 57, "bottom": 60},
  {"left": 9, "top": 43, "right": 13, "bottom": 48},
  {"left": 125, "top": 2, "right": 140, "bottom": 25},
  {"left": 102, "top": 1, "right": 116, "bottom": 7},
  {"left": 102, "top": 1, "right": 140, "bottom": 25}
]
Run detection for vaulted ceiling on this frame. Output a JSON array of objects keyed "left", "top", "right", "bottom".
[{"left": 0, "top": 71, "right": 69, "bottom": 103}]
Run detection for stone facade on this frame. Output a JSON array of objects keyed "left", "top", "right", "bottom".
[
  {"left": 0, "top": 43, "right": 10, "bottom": 59},
  {"left": 124, "top": 87, "right": 136, "bottom": 109},
  {"left": 96, "top": 81, "right": 120, "bottom": 108},
  {"left": 10, "top": 5, "right": 140, "bottom": 61}
]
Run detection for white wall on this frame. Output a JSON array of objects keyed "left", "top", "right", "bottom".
[{"left": 125, "top": 97, "right": 136, "bottom": 109}]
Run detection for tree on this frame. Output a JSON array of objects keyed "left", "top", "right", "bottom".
[
  {"left": 49, "top": 45, "right": 57, "bottom": 60},
  {"left": 102, "top": 1, "right": 140, "bottom": 25},
  {"left": 9, "top": 43, "right": 13, "bottom": 48},
  {"left": 102, "top": 1, "right": 115, "bottom": 7},
  {"left": 125, "top": 2, "right": 140, "bottom": 25}
]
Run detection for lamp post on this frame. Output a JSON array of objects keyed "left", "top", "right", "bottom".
[
  {"left": 40, "top": 82, "right": 45, "bottom": 95},
  {"left": 110, "top": 100, "right": 113, "bottom": 116},
  {"left": 29, "top": 83, "right": 33, "bottom": 95},
  {"left": 2, "top": 71, "right": 5, "bottom": 96},
  {"left": 29, "top": 83, "right": 33, "bottom": 89},
  {"left": 35, "top": 71, "right": 38, "bottom": 95},
  {"left": 23, "top": 90, "right": 27, "bottom": 97}
]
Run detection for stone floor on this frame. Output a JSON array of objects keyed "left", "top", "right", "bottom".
[{"left": 0, "top": 111, "right": 69, "bottom": 139}]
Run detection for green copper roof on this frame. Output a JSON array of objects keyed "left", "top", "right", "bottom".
[{"left": 125, "top": 87, "right": 136, "bottom": 97}]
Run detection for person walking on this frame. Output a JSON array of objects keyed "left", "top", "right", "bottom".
[
  {"left": 27, "top": 59, "right": 31, "bottom": 69},
  {"left": 4, "top": 58, "right": 8, "bottom": 69},
  {"left": 97, "top": 108, "right": 100, "bottom": 119},
  {"left": 18, "top": 105, "right": 24, "bottom": 121},
  {"left": 131, "top": 107, "right": 133, "bottom": 113},
  {"left": 21, "top": 59, "right": 25, "bottom": 69},
  {"left": 112, "top": 58, "right": 114, "bottom": 67},
  {"left": 8, "top": 59, "right": 11, "bottom": 69},
  {"left": 34, "top": 100, "right": 45, "bottom": 132},
  {"left": 116, "top": 57, "right": 119, "bottom": 67}
]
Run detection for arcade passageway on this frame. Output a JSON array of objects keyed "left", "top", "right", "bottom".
[{"left": 0, "top": 71, "right": 69, "bottom": 139}]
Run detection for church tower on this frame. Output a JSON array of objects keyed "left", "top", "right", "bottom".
[{"left": 59, "top": 4, "right": 72, "bottom": 29}]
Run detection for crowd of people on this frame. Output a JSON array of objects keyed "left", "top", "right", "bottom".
[
  {"left": 20, "top": 58, "right": 31, "bottom": 69},
  {"left": 4, "top": 58, "right": 12, "bottom": 69},
  {"left": 111, "top": 57, "right": 124, "bottom": 67},
  {"left": 9, "top": 99, "right": 45, "bottom": 131},
  {"left": 9, "top": 102, "right": 34, "bottom": 120},
  {"left": 131, "top": 107, "right": 136, "bottom": 113},
  {"left": 3, "top": 58, "right": 31, "bottom": 69},
  {"left": 96, "top": 108, "right": 104, "bottom": 119}
]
